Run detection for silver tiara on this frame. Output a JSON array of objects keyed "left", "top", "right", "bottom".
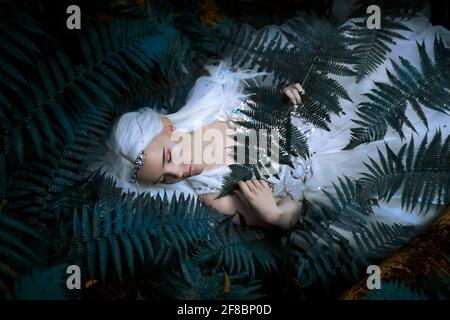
[{"left": 130, "top": 150, "right": 146, "bottom": 184}]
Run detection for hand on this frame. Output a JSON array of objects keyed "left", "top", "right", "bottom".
[
  {"left": 234, "top": 179, "right": 281, "bottom": 225},
  {"left": 282, "top": 83, "right": 305, "bottom": 105}
]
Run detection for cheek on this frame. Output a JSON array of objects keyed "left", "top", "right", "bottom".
[
  {"left": 138, "top": 161, "right": 160, "bottom": 184},
  {"left": 170, "top": 142, "right": 189, "bottom": 165}
]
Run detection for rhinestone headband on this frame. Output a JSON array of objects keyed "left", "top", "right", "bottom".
[{"left": 130, "top": 150, "right": 146, "bottom": 183}]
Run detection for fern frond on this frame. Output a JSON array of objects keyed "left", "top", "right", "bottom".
[
  {"left": 72, "top": 175, "right": 226, "bottom": 281},
  {"left": 287, "top": 129, "right": 449, "bottom": 288},
  {"left": 194, "top": 226, "right": 279, "bottom": 277},
  {"left": 346, "top": 18, "right": 411, "bottom": 82},
  {"left": 6, "top": 264, "right": 73, "bottom": 300},
  {"left": 0, "top": 212, "right": 44, "bottom": 271},
  {"left": 286, "top": 201, "right": 367, "bottom": 288},
  {"left": 365, "top": 281, "right": 427, "bottom": 300},
  {"left": 159, "top": 257, "right": 264, "bottom": 300},
  {"left": 418, "top": 255, "right": 450, "bottom": 299},
  {"left": 346, "top": 39, "right": 450, "bottom": 149},
  {"left": 224, "top": 14, "right": 353, "bottom": 125},
  {"left": 1, "top": 12, "right": 179, "bottom": 166},
  {"left": 7, "top": 104, "right": 113, "bottom": 218},
  {"left": 333, "top": 131, "right": 449, "bottom": 217},
  {"left": 356, "top": 131, "right": 450, "bottom": 214},
  {"left": 354, "top": 222, "right": 416, "bottom": 258}
]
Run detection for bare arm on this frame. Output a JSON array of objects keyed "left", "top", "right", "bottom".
[
  {"left": 199, "top": 182, "right": 302, "bottom": 230},
  {"left": 273, "top": 196, "right": 303, "bottom": 230}
]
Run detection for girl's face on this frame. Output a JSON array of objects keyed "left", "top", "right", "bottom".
[{"left": 136, "top": 117, "right": 199, "bottom": 185}]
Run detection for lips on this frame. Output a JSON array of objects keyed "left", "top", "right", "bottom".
[{"left": 184, "top": 164, "right": 192, "bottom": 177}]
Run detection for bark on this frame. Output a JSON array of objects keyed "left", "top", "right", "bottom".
[{"left": 340, "top": 206, "right": 450, "bottom": 300}]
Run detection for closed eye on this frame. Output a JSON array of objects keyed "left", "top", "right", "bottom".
[{"left": 158, "top": 149, "right": 171, "bottom": 184}]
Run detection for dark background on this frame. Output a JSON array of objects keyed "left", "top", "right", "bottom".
[{"left": 19, "top": 0, "right": 450, "bottom": 30}]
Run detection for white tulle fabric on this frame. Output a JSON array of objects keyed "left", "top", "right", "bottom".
[{"left": 186, "top": 14, "right": 450, "bottom": 239}]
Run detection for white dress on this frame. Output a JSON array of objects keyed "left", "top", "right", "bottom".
[{"left": 185, "top": 13, "right": 450, "bottom": 239}]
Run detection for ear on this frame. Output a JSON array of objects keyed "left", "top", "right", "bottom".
[{"left": 162, "top": 116, "right": 176, "bottom": 133}]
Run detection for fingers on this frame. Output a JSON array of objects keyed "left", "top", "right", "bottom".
[
  {"left": 238, "top": 179, "right": 266, "bottom": 197},
  {"left": 292, "top": 89, "right": 301, "bottom": 104},
  {"left": 250, "top": 179, "right": 270, "bottom": 193},
  {"left": 283, "top": 84, "right": 304, "bottom": 105},
  {"left": 247, "top": 179, "right": 264, "bottom": 193},
  {"left": 260, "top": 179, "right": 271, "bottom": 190},
  {"left": 250, "top": 178, "right": 261, "bottom": 188},
  {"left": 294, "top": 83, "right": 305, "bottom": 95},
  {"left": 284, "top": 89, "right": 297, "bottom": 105},
  {"left": 233, "top": 189, "right": 249, "bottom": 208},
  {"left": 252, "top": 179, "right": 269, "bottom": 192},
  {"left": 244, "top": 180, "right": 253, "bottom": 191},
  {"left": 238, "top": 181, "right": 252, "bottom": 197}
]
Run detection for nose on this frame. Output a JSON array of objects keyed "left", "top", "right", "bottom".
[{"left": 165, "top": 163, "right": 184, "bottom": 180}]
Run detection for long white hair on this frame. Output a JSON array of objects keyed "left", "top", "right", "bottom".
[{"left": 85, "top": 59, "right": 267, "bottom": 199}]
